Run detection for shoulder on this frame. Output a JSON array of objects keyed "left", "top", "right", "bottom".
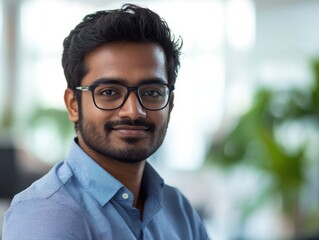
[
  {"left": 3, "top": 162, "right": 92, "bottom": 240},
  {"left": 162, "top": 184, "right": 210, "bottom": 239},
  {"left": 162, "top": 184, "right": 192, "bottom": 209},
  {"left": 12, "top": 162, "right": 71, "bottom": 201},
  {"left": 3, "top": 198, "right": 91, "bottom": 240}
]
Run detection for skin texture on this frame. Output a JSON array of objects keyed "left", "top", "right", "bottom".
[{"left": 64, "top": 42, "right": 174, "bottom": 215}]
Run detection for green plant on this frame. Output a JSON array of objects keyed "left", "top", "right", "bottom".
[{"left": 206, "top": 59, "right": 319, "bottom": 238}]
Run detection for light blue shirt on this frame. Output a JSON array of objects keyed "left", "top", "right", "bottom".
[{"left": 3, "top": 140, "right": 209, "bottom": 239}]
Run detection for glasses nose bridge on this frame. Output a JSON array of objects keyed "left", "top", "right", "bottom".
[
  {"left": 123, "top": 85, "right": 143, "bottom": 106},
  {"left": 125, "top": 85, "right": 141, "bottom": 100}
]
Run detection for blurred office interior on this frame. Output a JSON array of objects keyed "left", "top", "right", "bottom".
[{"left": 0, "top": 0, "right": 319, "bottom": 239}]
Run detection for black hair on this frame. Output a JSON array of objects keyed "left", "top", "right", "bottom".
[{"left": 62, "top": 3, "right": 183, "bottom": 93}]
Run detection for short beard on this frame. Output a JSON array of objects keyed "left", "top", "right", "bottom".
[{"left": 77, "top": 109, "right": 168, "bottom": 163}]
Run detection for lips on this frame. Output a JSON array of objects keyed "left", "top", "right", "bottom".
[
  {"left": 112, "top": 125, "right": 149, "bottom": 131},
  {"left": 105, "top": 119, "right": 155, "bottom": 133},
  {"left": 111, "top": 125, "right": 149, "bottom": 137},
  {"left": 104, "top": 120, "right": 155, "bottom": 139}
]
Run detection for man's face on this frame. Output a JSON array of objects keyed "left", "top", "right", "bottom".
[{"left": 65, "top": 42, "right": 173, "bottom": 164}]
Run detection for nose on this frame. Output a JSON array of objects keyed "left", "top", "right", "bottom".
[{"left": 118, "top": 92, "right": 147, "bottom": 119}]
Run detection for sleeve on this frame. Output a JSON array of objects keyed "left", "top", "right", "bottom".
[
  {"left": 163, "top": 186, "right": 211, "bottom": 240},
  {"left": 2, "top": 199, "right": 92, "bottom": 240}
]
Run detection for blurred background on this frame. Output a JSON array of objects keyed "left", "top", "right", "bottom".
[{"left": 0, "top": 0, "right": 319, "bottom": 239}]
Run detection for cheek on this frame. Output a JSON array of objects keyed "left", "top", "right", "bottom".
[
  {"left": 151, "top": 109, "right": 171, "bottom": 126},
  {"left": 81, "top": 96, "right": 113, "bottom": 124}
]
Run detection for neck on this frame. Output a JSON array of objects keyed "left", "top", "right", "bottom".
[
  {"left": 77, "top": 136, "right": 146, "bottom": 209},
  {"left": 98, "top": 158, "right": 146, "bottom": 219}
]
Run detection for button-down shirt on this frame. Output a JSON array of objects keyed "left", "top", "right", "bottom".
[{"left": 3, "top": 140, "right": 209, "bottom": 239}]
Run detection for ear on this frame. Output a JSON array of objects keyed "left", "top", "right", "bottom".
[
  {"left": 169, "top": 92, "right": 174, "bottom": 113},
  {"left": 167, "top": 93, "right": 174, "bottom": 123},
  {"left": 64, "top": 88, "right": 79, "bottom": 123}
]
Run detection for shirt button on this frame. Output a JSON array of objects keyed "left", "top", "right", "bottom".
[{"left": 122, "top": 193, "right": 129, "bottom": 199}]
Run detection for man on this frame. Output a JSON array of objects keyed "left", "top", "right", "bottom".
[{"left": 3, "top": 4, "right": 209, "bottom": 240}]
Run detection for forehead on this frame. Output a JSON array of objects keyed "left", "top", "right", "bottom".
[{"left": 82, "top": 42, "right": 168, "bottom": 86}]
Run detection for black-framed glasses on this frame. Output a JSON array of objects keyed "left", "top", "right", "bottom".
[{"left": 76, "top": 82, "right": 174, "bottom": 111}]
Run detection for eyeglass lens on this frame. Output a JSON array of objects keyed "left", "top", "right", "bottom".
[{"left": 93, "top": 83, "right": 170, "bottom": 110}]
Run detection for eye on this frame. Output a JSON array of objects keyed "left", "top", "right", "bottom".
[
  {"left": 95, "top": 84, "right": 123, "bottom": 96},
  {"left": 101, "top": 89, "right": 119, "bottom": 96},
  {"left": 141, "top": 85, "right": 167, "bottom": 98},
  {"left": 143, "top": 89, "right": 162, "bottom": 97}
]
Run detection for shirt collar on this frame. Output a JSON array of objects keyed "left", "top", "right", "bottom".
[
  {"left": 66, "top": 139, "right": 123, "bottom": 206},
  {"left": 66, "top": 139, "right": 164, "bottom": 207},
  {"left": 143, "top": 162, "right": 164, "bottom": 201}
]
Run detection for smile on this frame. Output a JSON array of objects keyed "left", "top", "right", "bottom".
[{"left": 111, "top": 125, "right": 149, "bottom": 137}]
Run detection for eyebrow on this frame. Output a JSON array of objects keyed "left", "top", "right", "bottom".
[{"left": 91, "top": 77, "right": 168, "bottom": 86}]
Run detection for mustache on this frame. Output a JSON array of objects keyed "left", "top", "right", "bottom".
[{"left": 105, "top": 119, "right": 156, "bottom": 131}]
